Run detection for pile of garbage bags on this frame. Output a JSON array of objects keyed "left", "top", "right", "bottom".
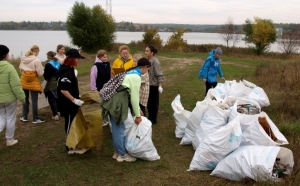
[{"left": 171, "top": 79, "right": 294, "bottom": 182}]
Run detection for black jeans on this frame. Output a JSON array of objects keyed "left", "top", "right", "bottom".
[
  {"left": 45, "top": 92, "right": 59, "bottom": 116},
  {"left": 147, "top": 86, "right": 159, "bottom": 124},
  {"left": 22, "top": 89, "right": 39, "bottom": 119},
  {"left": 205, "top": 81, "right": 218, "bottom": 96},
  {"left": 64, "top": 110, "right": 78, "bottom": 151},
  {"left": 139, "top": 103, "right": 146, "bottom": 117}
]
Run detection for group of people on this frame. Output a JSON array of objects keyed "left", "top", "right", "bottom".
[{"left": 0, "top": 42, "right": 224, "bottom": 161}]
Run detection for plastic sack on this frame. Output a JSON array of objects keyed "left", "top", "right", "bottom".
[
  {"left": 241, "top": 111, "right": 288, "bottom": 146},
  {"left": 171, "top": 94, "right": 191, "bottom": 138},
  {"left": 189, "top": 116, "right": 242, "bottom": 171},
  {"left": 228, "top": 80, "right": 251, "bottom": 98},
  {"left": 247, "top": 87, "right": 270, "bottom": 108},
  {"left": 125, "top": 116, "right": 160, "bottom": 161},
  {"left": 214, "top": 81, "right": 231, "bottom": 99},
  {"left": 66, "top": 91, "right": 103, "bottom": 150},
  {"left": 211, "top": 146, "right": 294, "bottom": 182},
  {"left": 192, "top": 103, "right": 231, "bottom": 150},
  {"left": 204, "top": 88, "right": 223, "bottom": 102},
  {"left": 228, "top": 99, "right": 261, "bottom": 132},
  {"left": 180, "top": 100, "right": 209, "bottom": 145}
]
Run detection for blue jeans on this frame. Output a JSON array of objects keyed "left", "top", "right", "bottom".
[{"left": 109, "top": 115, "right": 126, "bottom": 156}]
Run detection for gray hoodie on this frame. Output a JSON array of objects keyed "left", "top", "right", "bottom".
[{"left": 148, "top": 57, "right": 164, "bottom": 86}]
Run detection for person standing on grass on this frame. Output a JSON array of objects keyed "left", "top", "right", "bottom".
[
  {"left": 111, "top": 45, "right": 135, "bottom": 76},
  {"left": 0, "top": 45, "right": 26, "bottom": 147},
  {"left": 44, "top": 51, "right": 60, "bottom": 121},
  {"left": 145, "top": 46, "right": 164, "bottom": 124},
  {"left": 55, "top": 44, "right": 66, "bottom": 64},
  {"left": 133, "top": 54, "right": 150, "bottom": 116},
  {"left": 90, "top": 50, "right": 111, "bottom": 126},
  {"left": 56, "top": 49, "right": 86, "bottom": 154},
  {"left": 19, "top": 45, "right": 45, "bottom": 124},
  {"left": 101, "top": 58, "right": 151, "bottom": 162},
  {"left": 201, "top": 47, "right": 225, "bottom": 96}
]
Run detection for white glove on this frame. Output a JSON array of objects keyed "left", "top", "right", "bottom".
[
  {"left": 72, "top": 98, "right": 84, "bottom": 106},
  {"left": 158, "top": 86, "right": 163, "bottom": 93}
]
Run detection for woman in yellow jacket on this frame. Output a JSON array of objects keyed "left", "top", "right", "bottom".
[
  {"left": 111, "top": 45, "right": 135, "bottom": 76},
  {"left": 19, "top": 45, "right": 45, "bottom": 123}
]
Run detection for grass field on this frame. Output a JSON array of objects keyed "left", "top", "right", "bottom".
[{"left": 1, "top": 50, "right": 299, "bottom": 186}]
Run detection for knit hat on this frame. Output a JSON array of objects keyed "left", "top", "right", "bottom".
[
  {"left": 137, "top": 57, "right": 151, "bottom": 67},
  {"left": 0, "top": 45, "right": 9, "bottom": 57},
  {"left": 66, "top": 49, "right": 85, "bottom": 59},
  {"left": 215, "top": 47, "right": 222, "bottom": 55}
]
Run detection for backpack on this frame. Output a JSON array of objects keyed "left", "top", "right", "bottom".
[
  {"left": 197, "top": 50, "right": 215, "bottom": 79},
  {"left": 100, "top": 72, "right": 127, "bottom": 101}
]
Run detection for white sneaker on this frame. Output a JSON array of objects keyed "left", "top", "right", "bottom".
[
  {"left": 102, "top": 119, "right": 109, "bottom": 126},
  {"left": 68, "top": 148, "right": 90, "bottom": 155},
  {"left": 112, "top": 151, "right": 119, "bottom": 159},
  {"left": 52, "top": 115, "right": 59, "bottom": 121},
  {"left": 116, "top": 153, "right": 136, "bottom": 162},
  {"left": 6, "top": 139, "right": 18, "bottom": 146}
]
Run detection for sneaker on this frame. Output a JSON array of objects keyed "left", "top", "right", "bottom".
[
  {"left": 68, "top": 148, "right": 90, "bottom": 155},
  {"left": 112, "top": 151, "right": 119, "bottom": 159},
  {"left": 32, "top": 117, "right": 46, "bottom": 124},
  {"left": 6, "top": 139, "right": 18, "bottom": 146},
  {"left": 116, "top": 153, "right": 136, "bottom": 162},
  {"left": 20, "top": 116, "right": 28, "bottom": 122},
  {"left": 102, "top": 119, "right": 109, "bottom": 127},
  {"left": 52, "top": 115, "right": 59, "bottom": 121}
]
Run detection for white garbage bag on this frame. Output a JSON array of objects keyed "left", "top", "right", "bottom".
[
  {"left": 241, "top": 112, "right": 288, "bottom": 146},
  {"left": 228, "top": 99, "right": 261, "bottom": 132},
  {"left": 192, "top": 103, "right": 231, "bottom": 150},
  {"left": 247, "top": 87, "right": 270, "bottom": 108},
  {"left": 123, "top": 109, "right": 134, "bottom": 136},
  {"left": 171, "top": 94, "right": 191, "bottom": 138},
  {"left": 189, "top": 116, "right": 242, "bottom": 171},
  {"left": 204, "top": 89, "right": 223, "bottom": 102},
  {"left": 174, "top": 110, "right": 191, "bottom": 138},
  {"left": 211, "top": 146, "right": 294, "bottom": 182},
  {"left": 228, "top": 80, "right": 251, "bottom": 98},
  {"left": 214, "top": 81, "right": 231, "bottom": 99},
  {"left": 125, "top": 116, "right": 160, "bottom": 161},
  {"left": 180, "top": 100, "right": 209, "bottom": 145}
]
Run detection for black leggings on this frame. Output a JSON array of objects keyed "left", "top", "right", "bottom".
[
  {"left": 205, "top": 81, "right": 217, "bottom": 96},
  {"left": 45, "top": 92, "right": 59, "bottom": 116},
  {"left": 147, "top": 86, "right": 159, "bottom": 124}
]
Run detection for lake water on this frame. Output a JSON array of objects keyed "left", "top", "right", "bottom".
[{"left": 0, "top": 30, "right": 282, "bottom": 61}]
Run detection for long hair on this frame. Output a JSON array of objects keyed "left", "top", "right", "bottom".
[
  {"left": 63, "top": 57, "right": 77, "bottom": 66},
  {"left": 57, "top": 44, "right": 64, "bottom": 53},
  {"left": 147, "top": 45, "right": 158, "bottom": 56},
  {"left": 25, "top": 45, "right": 39, "bottom": 57}
]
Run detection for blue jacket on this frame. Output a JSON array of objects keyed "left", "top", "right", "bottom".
[{"left": 202, "top": 50, "right": 224, "bottom": 83}]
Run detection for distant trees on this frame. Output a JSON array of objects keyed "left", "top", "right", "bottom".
[
  {"left": 219, "top": 17, "right": 242, "bottom": 49},
  {"left": 66, "top": 2, "right": 116, "bottom": 52},
  {"left": 278, "top": 31, "right": 300, "bottom": 54},
  {"left": 243, "top": 17, "right": 277, "bottom": 55},
  {"left": 142, "top": 28, "right": 163, "bottom": 48},
  {"left": 164, "top": 27, "right": 187, "bottom": 52}
]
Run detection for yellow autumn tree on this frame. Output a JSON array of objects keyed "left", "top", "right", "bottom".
[
  {"left": 164, "top": 27, "right": 187, "bottom": 52},
  {"left": 243, "top": 17, "right": 277, "bottom": 55}
]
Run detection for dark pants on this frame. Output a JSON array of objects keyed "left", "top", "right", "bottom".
[
  {"left": 139, "top": 103, "right": 146, "bottom": 117},
  {"left": 45, "top": 92, "right": 59, "bottom": 116},
  {"left": 22, "top": 89, "right": 39, "bottom": 119},
  {"left": 205, "top": 81, "right": 218, "bottom": 96},
  {"left": 147, "top": 86, "right": 159, "bottom": 124},
  {"left": 64, "top": 110, "right": 78, "bottom": 151}
]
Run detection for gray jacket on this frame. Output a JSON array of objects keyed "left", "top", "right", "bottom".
[{"left": 148, "top": 57, "right": 164, "bottom": 86}]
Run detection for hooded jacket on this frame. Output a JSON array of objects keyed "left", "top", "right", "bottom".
[
  {"left": 0, "top": 60, "right": 25, "bottom": 103},
  {"left": 56, "top": 65, "right": 80, "bottom": 116},
  {"left": 202, "top": 50, "right": 224, "bottom": 83},
  {"left": 19, "top": 55, "right": 44, "bottom": 92},
  {"left": 111, "top": 54, "right": 135, "bottom": 75}
]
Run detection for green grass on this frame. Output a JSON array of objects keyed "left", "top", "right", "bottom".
[{"left": 0, "top": 52, "right": 298, "bottom": 186}]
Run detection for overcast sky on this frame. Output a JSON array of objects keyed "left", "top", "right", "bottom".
[{"left": 0, "top": 0, "right": 299, "bottom": 24}]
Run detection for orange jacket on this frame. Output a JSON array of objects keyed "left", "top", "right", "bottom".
[{"left": 20, "top": 71, "right": 42, "bottom": 93}]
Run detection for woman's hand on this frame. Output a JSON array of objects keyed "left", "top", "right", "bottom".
[
  {"left": 203, "top": 78, "right": 207, "bottom": 82},
  {"left": 221, "top": 77, "right": 226, "bottom": 82},
  {"left": 135, "top": 117, "right": 142, "bottom": 125}
]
